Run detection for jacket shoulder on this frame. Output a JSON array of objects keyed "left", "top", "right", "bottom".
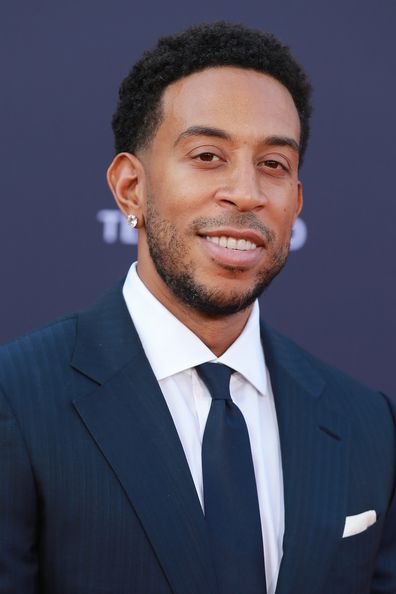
[
  {"left": 0, "top": 315, "right": 78, "bottom": 390},
  {"left": 262, "top": 321, "right": 395, "bottom": 417}
]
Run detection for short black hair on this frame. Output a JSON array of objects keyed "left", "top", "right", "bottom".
[{"left": 112, "top": 22, "right": 312, "bottom": 164}]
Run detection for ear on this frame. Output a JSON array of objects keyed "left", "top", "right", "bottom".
[
  {"left": 295, "top": 180, "right": 303, "bottom": 219},
  {"left": 106, "top": 152, "right": 146, "bottom": 227}
]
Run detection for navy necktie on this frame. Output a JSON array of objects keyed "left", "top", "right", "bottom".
[{"left": 196, "top": 363, "right": 266, "bottom": 594}]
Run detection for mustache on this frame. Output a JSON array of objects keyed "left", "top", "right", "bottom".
[{"left": 191, "top": 213, "right": 275, "bottom": 244}]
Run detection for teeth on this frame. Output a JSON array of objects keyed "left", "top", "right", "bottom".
[{"left": 205, "top": 236, "right": 257, "bottom": 250}]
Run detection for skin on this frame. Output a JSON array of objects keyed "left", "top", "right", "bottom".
[{"left": 107, "top": 66, "right": 303, "bottom": 356}]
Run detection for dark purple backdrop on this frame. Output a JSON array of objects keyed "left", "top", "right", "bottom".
[{"left": 1, "top": 0, "right": 395, "bottom": 395}]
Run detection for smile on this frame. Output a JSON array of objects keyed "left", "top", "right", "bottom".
[{"left": 204, "top": 236, "right": 257, "bottom": 251}]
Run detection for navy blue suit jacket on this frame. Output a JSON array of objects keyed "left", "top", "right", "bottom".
[{"left": 0, "top": 281, "right": 395, "bottom": 594}]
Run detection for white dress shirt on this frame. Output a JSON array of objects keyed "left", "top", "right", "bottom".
[{"left": 123, "top": 262, "right": 284, "bottom": 594}]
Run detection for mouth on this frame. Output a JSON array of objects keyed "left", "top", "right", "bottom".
[
  {"left": 204, "top": 235, "right": 257, "bottom": 251},
  {"left": 199, "top": 227, "right": 267, "bottom": 249},
  {"left": 198, "top": 229, "right": 266, "bottom": 269}
]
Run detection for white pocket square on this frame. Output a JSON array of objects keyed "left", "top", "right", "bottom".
[{"left": 342, "top": 510, "right": 377, "bottom": 538}]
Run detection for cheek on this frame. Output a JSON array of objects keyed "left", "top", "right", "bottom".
[
  {"left": 270, "top": 203, "right": 299, "bottom": 241},
  {"left": 282, "top": 184, "right": 300, "bottom": 216},
  {"left": 149, "top": 169, "right": 207, "bottom": 216}
]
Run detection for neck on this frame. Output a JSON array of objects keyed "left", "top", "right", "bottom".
[{"left": 165, "top": 300, "right": 252, "bottom": 357}]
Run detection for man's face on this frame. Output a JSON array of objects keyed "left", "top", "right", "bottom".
[{"left": 137, "top": 66, "right": 303, "bottom": 316}]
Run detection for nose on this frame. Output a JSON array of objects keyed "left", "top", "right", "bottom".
[{"left": 215, "top": 162, "right": 267, "bottom": 211}]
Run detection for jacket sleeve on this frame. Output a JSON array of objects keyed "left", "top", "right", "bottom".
[
  {"left": 0, "top": 386, "right": 39, "bottom": 593},
  {"left": 371, "top": 392, "right": 396, "bottom": 594}
]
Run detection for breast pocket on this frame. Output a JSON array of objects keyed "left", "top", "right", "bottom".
[
  {"left": 324, "top": 519, "right": 383, "bottom": 594},
  {"left": 331, "top": 516, "right": 383, "bottom": 572}
]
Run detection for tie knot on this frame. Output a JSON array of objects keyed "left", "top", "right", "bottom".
[{"left": 195, "top": 363, "right": 234, "bottom": 400}]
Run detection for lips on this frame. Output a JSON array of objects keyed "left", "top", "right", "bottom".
[{"left": 199, "top": 234, "right": 264, "bottom": 268}]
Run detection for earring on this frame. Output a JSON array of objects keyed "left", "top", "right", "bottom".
[{"left": 127, "top": 214, "right": 138, "bottom": 229}]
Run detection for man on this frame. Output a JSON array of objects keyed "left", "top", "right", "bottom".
[{"left": 0, "top": 22, "right": 395, "bottom": 594}]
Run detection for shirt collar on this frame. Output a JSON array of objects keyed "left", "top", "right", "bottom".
[{"left": 122, "top": 262, "right": 268, "bottom": 396}]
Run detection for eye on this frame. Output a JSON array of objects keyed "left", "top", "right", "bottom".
[
  {"left": 259, "top": 157, "right": 290, "bottom": 177},
  {"left": 194, "top": 152, "right": 221, "bottom": 162},
  {"left": 263, "top": 159, "right": 284, "bottom": 170}
]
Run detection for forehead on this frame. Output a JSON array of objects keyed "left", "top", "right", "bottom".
[{"left": 158, "top": 66, "right": 300, "bottom": 143}]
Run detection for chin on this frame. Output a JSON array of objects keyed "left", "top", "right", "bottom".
[{"left": 164, "top": 269, "right": 276, "bottom": 317}]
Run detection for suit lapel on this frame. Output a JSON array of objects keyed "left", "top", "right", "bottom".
[
  {"left": 70, "top": 282, "right": 217, "bottom": 594},
  {"left": 261, "top": 324, "right": 350, "bottom": 594}
]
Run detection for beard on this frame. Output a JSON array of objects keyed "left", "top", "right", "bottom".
[{"left": 144, "top": 197, "right": 290, "bottom": 317}]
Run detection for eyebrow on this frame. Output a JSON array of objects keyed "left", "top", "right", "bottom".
[
  {"left": 265, "top": 135, "right": 300, "bottom": 153},
  {"left": 174, "top": 126, "right": 300, "bottom": 153},
  {"left": 174, "top": 126, "right": 231, "bottom": 146}
]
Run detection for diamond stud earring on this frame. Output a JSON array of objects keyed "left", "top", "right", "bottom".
[{"left": 127, "top": 214, "right": 138, "bottom": 228}]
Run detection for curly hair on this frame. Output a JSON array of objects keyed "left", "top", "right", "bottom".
[{"left": 112, "top": 22, "right": 312, "bottom": 164}]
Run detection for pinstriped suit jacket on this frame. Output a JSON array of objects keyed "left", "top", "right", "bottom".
[{"left": 0, "top": 280, "right": 395, "bottom": 594}]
